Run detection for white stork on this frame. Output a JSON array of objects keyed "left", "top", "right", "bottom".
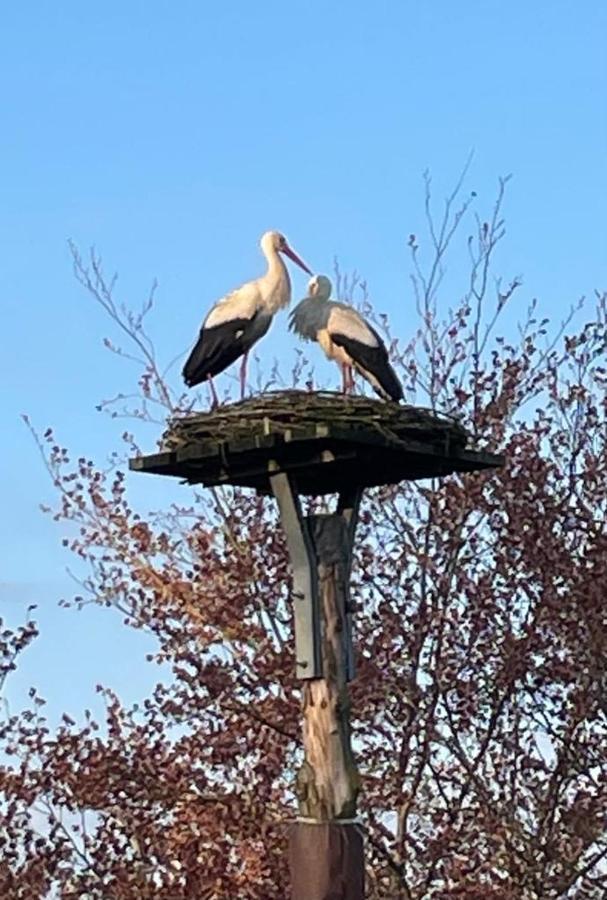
[
  {"left": 289, "top": 274, "right": 403, "bottom": 402},
  {"left": 183, "top": 230, "right": 312, "bottom": 404}
]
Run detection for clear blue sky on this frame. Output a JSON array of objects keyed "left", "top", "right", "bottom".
[{"left": 1, "top": 2, "right": 605, "bottom": 722}]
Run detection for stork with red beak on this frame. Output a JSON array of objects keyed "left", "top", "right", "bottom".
[
  {"left": 289, "top": 274, "right": 403, "bottom": 402},
  {"left": 183, "top": 230, "right": 312, "bottom": 403}
]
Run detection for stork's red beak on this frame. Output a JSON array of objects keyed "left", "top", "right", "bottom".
[{"left": 281, "top": 243, "right": 313, "bottom": 275}]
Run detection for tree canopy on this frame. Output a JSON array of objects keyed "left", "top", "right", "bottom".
[{"left": 2, "top": 175, "right": 606, "bottom": 898}]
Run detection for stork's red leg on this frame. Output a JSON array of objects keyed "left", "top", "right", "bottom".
[
  {"left": 341, "top": 365, "right": 347, "bottom": 394},
  {"left": 239, "top": 351, "right": 249, "bottom": 400},
  {"left": 344, "top": 365, "right": 354, "bottom": 394},
  {"left": 208, "top": 376, "right": 219, "bottom": 409}
]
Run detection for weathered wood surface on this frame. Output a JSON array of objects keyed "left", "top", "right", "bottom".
[
  {"left": 295, "top": 515, "right": 360, "bottom": 820},
  {"left": 289, "top": 823, "right": 364, "bottom": 900}
]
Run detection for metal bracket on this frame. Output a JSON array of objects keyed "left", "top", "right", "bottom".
[
  {"left": 337, "top": 488, "right": 362, "bottom": 680},
  {"left": 269, "top": 464, "right": 322, "bottom": 679}
]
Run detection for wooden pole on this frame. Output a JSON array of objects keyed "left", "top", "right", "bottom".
[
  {"left": 295, "top": 514, "right": 360, "bottom": 822},
  {"left": 270, "top": 470, "right": 364, "bottom": 899},
  {"left": 290, "top": 513, "right": 364, "bottom": 900}
]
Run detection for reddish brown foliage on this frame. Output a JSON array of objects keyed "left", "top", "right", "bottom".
[{"left": 2, "top": 178, "right": 606, "bottom": 898}]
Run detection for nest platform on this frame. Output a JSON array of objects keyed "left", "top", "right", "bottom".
[{"left": 129, "top": 391, "right": 503, "bottom": 495}]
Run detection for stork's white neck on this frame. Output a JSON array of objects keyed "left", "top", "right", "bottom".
[
  {"left": 260, "top": 244, "right": 291, "bottom": 312},
  {"left": 262, "top": 242, "right": 286, "bottom": 275}
]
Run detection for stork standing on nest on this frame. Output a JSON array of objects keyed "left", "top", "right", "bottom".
[
  {"left": 183, "top": 231, "right": 312, "bottom": 405},
  {"left": 289, "top": 275, "right": 403, "bottom": 402}
]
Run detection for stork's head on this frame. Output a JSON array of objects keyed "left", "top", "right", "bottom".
[
  {"left": 261, "top": 230, "right": 287, "bottom": 253},
  {"left": 308, "top": 274, "right": 332, "bottom": 301},
  {"left": 261, "top": 230, "right": 312, "bottom": 275}
]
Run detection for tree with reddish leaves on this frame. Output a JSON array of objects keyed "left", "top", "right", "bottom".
[{"left": 2, "top": 173, "right": 606, "bottom": 898}]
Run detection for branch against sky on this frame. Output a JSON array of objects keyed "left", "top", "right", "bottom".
[{"left": 2, "top": 173, "right": 606, "bottom": 898}]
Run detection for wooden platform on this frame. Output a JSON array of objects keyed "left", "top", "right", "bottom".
[{"left": 128, "top": 391, "right": 503, "bottom": 495}]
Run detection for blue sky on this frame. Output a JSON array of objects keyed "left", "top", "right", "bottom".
[{"left": 1, "top": 2, "right": 605, "bottom": 722}]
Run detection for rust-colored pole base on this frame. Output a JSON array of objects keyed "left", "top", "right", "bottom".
[{"left": 289, "top": 822, "right": 365, "bottom": 899}]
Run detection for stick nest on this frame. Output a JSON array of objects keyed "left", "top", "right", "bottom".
[{"left": 162, "top": 390, "right": 469, "bottom": 452}]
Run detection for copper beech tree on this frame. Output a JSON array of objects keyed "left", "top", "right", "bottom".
[{"left": 2, "top": 174, "right": 606, "bottom": 899}]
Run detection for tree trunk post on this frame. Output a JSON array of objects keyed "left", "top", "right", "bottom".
[{"left": 270, "top": 468, "right": 364, "bottom": 900}]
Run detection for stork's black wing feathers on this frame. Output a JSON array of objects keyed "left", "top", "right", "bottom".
[
  {"left": 182, "top": 315, "right": 270, "bottom": 387},
  {"left": 331, "top": 331, "right": 404, "bottom": 402}
]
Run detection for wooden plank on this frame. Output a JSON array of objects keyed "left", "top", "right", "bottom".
[
  {"left": 182, "top": 448, "right": 359, "bottom": 488},
  {"left": 269, "top": 465, "right": 322, "bottom": 680},
  {"left": 129, "top": 433, "right": 503, "bottom": 492},
  {"left": 129, "top": 450, "right": 176, "bottom": 471}
]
